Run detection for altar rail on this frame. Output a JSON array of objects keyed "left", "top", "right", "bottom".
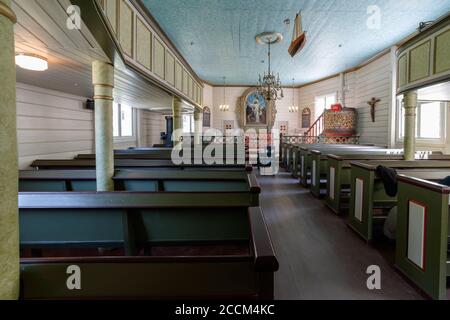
[{"left": 281, "top": 135, "right": 360, "bottom": 145}]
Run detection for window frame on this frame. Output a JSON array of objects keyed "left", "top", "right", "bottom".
[
  {"left": 182, "top": 114, "right": 195, "bottom": 134},
  {"left": 395, "top": 96, "right": 447, "bottom": 145},
  {"left": 113, "top": 103, "right": 137, "bottom": 141},
  {"left": 314, "top": 92, "right": 337, "bottom": 120}
]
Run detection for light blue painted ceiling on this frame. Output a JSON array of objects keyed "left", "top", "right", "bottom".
[{"left": 142, "top": 0, "right": 450, "bottom": 86}]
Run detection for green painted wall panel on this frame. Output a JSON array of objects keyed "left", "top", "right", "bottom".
[
  {"left": 165, "top": 50, "right": 175, "bottom": 86},
  {"left": 398, "top": 54, "right": 408, "bottom": 88},
  {"left": 136, "top": 17, "right": 151, "bottom": 70},
  {"left": 434, "top": 29, "right": 450, "bottom": 74},
  {"left": 175, "top": 61, "right": 183, "bottom": 91},
  {"left": 106, "top": 0, "right": 117, "bottom": 34},
  {"left": 409, "top": 41, "right": 431, "bottom": 82},
  {"left": 118, "top": 0, "right": 134, "bottom": 57},
  {"left": 153, "top": 37, "right": 165, "bottom": 79}
]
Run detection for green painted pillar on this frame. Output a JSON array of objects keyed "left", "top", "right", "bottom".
[
  {"left": 403, "top": 90, "right": 418, "bottom": 161},
  {"left": 92, "top": 61, "right": 114, "bottom": 191},
  {"left": 194, "top": 107, "right": 202, "bottom": 145},
  {"left": 0, "top": 0, "right": 19, "bottom": 300},
  {"left": 172, "top": 96, "right": 183, "bottom": 148}
]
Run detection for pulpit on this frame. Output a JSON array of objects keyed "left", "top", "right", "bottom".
[{"left": 323, "top": 108, "right": 357, "bottom": 138}]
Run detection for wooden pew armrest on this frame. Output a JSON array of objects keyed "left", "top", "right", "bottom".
[
  {"left": 247, "top": 174, "right": 261, "bottom": 194},
  {"left": 397, "top": 174, "right": 450, "bottom": 194},
  {"left": 249, "top": 208, "right": 279, "bottom": 272}
]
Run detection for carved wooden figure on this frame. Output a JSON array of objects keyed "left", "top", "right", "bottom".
[{"left": 367, "top": 97, "right": 381, "bottom": 122}]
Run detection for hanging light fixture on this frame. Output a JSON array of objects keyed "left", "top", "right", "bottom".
[
  {"left": 256, "top": 32, "right": 284, "bottom": 101},
  {"left": 289, "top": 78, "right": 299, "bottom": 113},
  {"left": 15, "top": 53, "right": 48, "bottom": 71},
  {"left": 219, "top": 76, "right": 229, "bottom": 112}
]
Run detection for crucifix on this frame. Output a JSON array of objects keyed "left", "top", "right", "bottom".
[{"left": 367, "top": 97, "right": 381, "bottom": 122}]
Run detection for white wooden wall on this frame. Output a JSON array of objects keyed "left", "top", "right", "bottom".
[
  {"left": 17, "top": 83, "right": 94, "bottom": 169},
  {"left": 297, "top": 54, "right": 393, "bottom": 147},
  {"left": 16, "top": 83, "right": 165, "bottom": 168},
  {"left": 141, "top": 110, "right": 165, "bottom": 146},
  {"left": 350, "top": 54, "right": 392, "bottom": 146},
  {"left": 298, "top": 76, "right": 341, "bottom": 123}
]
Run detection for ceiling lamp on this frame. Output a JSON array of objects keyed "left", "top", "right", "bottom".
[
  {"left": 289, "top": 78, "right": 299, "bottom": 113},
  {"left": 15, "top": 54, "right": 48, "bottom": 71},
  {"left": 256, "top": 32, "right": 284, "bottom": 101},
  {"left": 219, "top": 77, "right": 229, "bottom": 112}
]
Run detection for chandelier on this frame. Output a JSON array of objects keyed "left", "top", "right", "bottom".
[{"left": 256, "top": 32, "right": 284, "bottom": 101}]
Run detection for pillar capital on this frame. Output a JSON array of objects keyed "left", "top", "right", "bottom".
[
  {"left": 403, "top": 90, "right": 418, "bottom": 109},
  {"left": 0, "top": 1, "right": 17, "bottom": 24},
  {"left": 194, "top": 108, "right": 201, "bottom": 121}
]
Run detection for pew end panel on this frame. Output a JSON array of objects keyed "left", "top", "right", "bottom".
[
  {"left": 326, "top": 155, "right": 347, "bottom": 214},
  {"left": 395, "top": 175, "right": 449, "bottom": 300},
  {"left": 348, "top": 162, "right": 381, "bottom": 242}
]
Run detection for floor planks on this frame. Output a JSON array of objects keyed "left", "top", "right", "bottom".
[{"left": 258, "top": 170, "right": 426, "bottom": 300}]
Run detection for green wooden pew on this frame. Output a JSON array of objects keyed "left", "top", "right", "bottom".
[
  {"left": 30, "top": 159, "right": 253, "bottom": 171},
  {"left": 19, "top": 170, "right": 260, "bottom": 206},
  {"left": 395, "top": 175, "right": 449, "bottom": 300},
  {"left": 297, "top": 145, "right": 387, "bottom": 187},
  {"left": 347, "top": 160, "right": 450, "bottom": 242},
  {"left": 310, "top": 149, "right": 444, "bottom": 198},
  {"left": 325, "top": 153, "right": 448, "bottom": 214},
  {"left": 76, "top": 144, "right": 247, "bottom": 161},
  {"left": 19, "top": 192, "right": 278, "bottom": 299},
  {"left": 284, "top": 143, "right": 379, "bottom": 177}
]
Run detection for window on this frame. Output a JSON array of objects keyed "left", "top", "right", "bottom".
[
  {"left": 302, "top": 108, "right": 311, "bottom": 128},
  {"left": 397, "top": 97, "right": 446, "bottom": 141},
  {"left": 314, "top": 93, "right": 337, "bottom": 119},
  {"left": 182, "top": 114, "right": 194, "bottom": 133},
  {"left": 113, "top": 103, "right": 134, "bottom": 138}
]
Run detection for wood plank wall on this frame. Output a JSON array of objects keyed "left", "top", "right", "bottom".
[
  {"left": 16, "top": 83, "right": 164, "bottom": 168},
  {"left": 17, "top": 83, "right": 94, "bottom": 169},
  {"left": 298, "top": 54, "right": 393, "bottom": 146}
]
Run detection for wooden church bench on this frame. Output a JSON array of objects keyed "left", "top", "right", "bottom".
[
  {"left": 297, "top": 145, "right": 388, "bottom": 187},
  {"left": 19, "top": 192, "right": 278, "bottom": 299},
  {"left": 283, "top": 143, "right": 379, "bottom": 177},
  {"left": 30, "top": 159, "right": 253, "bottom": 172},
  {"left": 19, "top": 170, "right": 260, "bottom": 206},
  {"left": 325, "top": 153, "right": 448, "bottom": 214},
  {"left": 395, "top": 175, "right": 450, "bottom": 300},
  {"left": 347, "top": 160, "right": 450, "bottom": 242}
]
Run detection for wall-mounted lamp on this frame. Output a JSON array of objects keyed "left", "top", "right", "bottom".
[{"left": 15, "top": 54, "right": 48, "bottom": 71}]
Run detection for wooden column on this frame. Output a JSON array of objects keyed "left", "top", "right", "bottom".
[
  {"left": 194, "top": 107, "right": 202, "bottom": 145},
  {"left": 92, "top": 60, "right": 114, "bottom": 191},
  {"left": 172, "top": 96, "right": 183, "bottom": 147},
  {"left": 0, "top": 0, "right": 19, "bottom": 300},
  {"left": 403, "top": 90, "right": 418, "bottom": 161}
]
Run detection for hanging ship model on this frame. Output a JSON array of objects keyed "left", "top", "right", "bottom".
[{"left": 288, "top": 11, "right": 307, "bottom": 57}]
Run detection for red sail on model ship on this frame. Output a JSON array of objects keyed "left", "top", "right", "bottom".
[{"left": 288, "top": 11, "right": 306, "bottom": 57}]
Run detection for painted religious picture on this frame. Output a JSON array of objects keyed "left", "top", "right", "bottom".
[{"left": 245, "top": 92, "right": 267, "bottom": 125}]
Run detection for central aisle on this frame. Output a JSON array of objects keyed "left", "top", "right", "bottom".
[{"left": 258, "top": 170, "right": 425, "bottom": 300}]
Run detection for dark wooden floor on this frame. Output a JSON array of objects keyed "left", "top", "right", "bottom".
[{"left": 258, "top": 170, "right": 427, "bottom": 300}]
